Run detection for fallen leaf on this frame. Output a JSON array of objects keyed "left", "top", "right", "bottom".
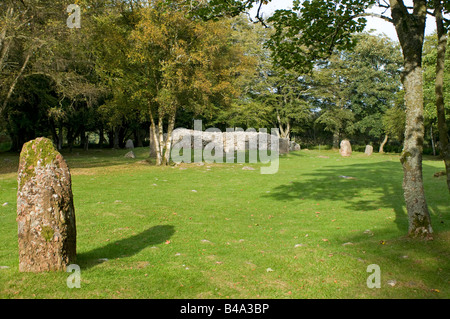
[
  {"left": 431, "top": 289, "right": 440, "bottom": 293},
  {"left": 165, "top": 240, "right": 171, "bottom": 245}
]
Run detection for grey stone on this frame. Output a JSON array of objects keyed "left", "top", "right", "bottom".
[
  {"left": 124, "top": 151, "right": 136, "bottom": 159},
  {"left": 290, "top": 141, "right": 301, "bottom": 151},
  {"left": 339, "top": 140, "right": 352, "bottom": 157},
  {"left": 125, "top": 139, "right": 134, "bottom": 149},
  {"left": 365, "top": 145, "right": 374, "bottom": 156},
  {"left": 17, "top": 137, "right": 76, "bottom": 272},
  {"left": 279, "top": 138, "right": 290, "bottom": 154}
]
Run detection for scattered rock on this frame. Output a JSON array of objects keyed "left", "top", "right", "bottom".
[
  {"left": 339, "top": 175, "right": 356, "bottom": 180},
  {"left": 242, "top": 166, "right": 255, "bottom": 171},
  {"left": 342, "top": 242, "right": 354, "bottom": 246},
  {"left": 266, "top": 268, "right": 274, "bottom": 272},
  {"left": 363, "top": 230, "right": 374, "bottom": 236},
  {"left": 387, "top": 280, "right": 397, "bottom": 287},
  {"left": 124, "top": 151, "right": 136, "bottom": 159},
  {"left": 433, "top": 171, "right": 445, "bottom": 178}
]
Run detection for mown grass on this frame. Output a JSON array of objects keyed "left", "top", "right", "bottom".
[{"left": 0, "top": 147, "right": 448, "bottom": 299}]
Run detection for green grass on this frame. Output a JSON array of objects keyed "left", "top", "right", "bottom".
[{"left": 0, "top": 147, "right": 449, "bottom": 299}]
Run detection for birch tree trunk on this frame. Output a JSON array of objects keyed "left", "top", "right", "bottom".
[
  {"left": 162, "top": 110, "right": 176, "bottom": 166},
  {"left": 149, "top": 108, "right": 158, "bottom": 159},
  {"left": 157, "top": 113, "right": 165, "bottom": 166},
  {"left": 1, "top": 50, "right": 32, "bottom": 115},
  {"left": 379, "top": 134, "right": 388, "bottom": 153},
  {"left": 149, "top": 108, "right": 162, "bottom": 165},
  {"left": 434, "top": 0, "right": 450, "bottom": 192}
]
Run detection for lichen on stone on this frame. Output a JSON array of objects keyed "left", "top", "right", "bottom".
[
  {"left": 41, "top": 225, "right": 54, "bottom": 242},
  {"left": 19, "top": 138, "right": 60, "bottom": 189}
]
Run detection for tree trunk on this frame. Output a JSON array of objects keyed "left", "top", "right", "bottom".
[
  {"left": 149, "top": 107, "right": 162, "bottom": 165},
  {"left": 149, "top": 123, "right": 158, "bottom": 158},
  {"left": 379, "top": 134, "right": 388, "bottom": 153},
  {"left": 98, "top": 127, "right": 105, "bottom": 148},
  {"left": 434, "top": 0, "right": 450, "bottom": 192},
  {"left": 332, "top": 130, "right": 340, "bottom": 149},
  {"left": 391, "top": 0, "right": 433, "bottom": 239},
  {"left": 157, "top": 116, "right": 164, "bottom": 166},
  {"left": 163, "top": 111, "right": 176, "bottom": 166},
  {"left": 67, "top": 127, "right": 75, "bottom": 153},
  {"left": 430, "top": 126, "right": 436, "bottom": 156},
  {"left": 107, "top": 129, "right": 114, "bottom": 148},
  {"left": 113, "top": 127, "right": 120, "bottom": 149},
  {"left": 1, "top": 51, "right": 31, "bottom": 115}
]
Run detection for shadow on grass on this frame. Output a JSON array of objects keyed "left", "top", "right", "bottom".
[
  {"left": 265, "top": 160, "right": 448, "bottom": 233},
  {"left": 0, "top": 148, "right": 151, "bottom": 175},
  {"left": 77, "top": 225, "right": 175, "bottom": 270},
  {"left": 266, "top": 159, "right": 450, "bottom": 294}
]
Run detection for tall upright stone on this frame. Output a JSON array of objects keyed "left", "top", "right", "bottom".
[
  {"left": 279, "top": 138, "right": 290, "bottom": 154},
  {"left": 125, "top": 139, "right": 134, "bottom": 149},
  {"left": 17, "top": 138, "right": 76, "bottom": 272},
  {"left": 340, "top": 140, "right": 352, "bottom": 157},
  {"left": 365, "top": 145, "right": 374, "bottom": 156}
]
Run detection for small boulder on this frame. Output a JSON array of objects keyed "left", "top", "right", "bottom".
[{"left": 124, "top": 151, "right": 136, "bottom": 159}]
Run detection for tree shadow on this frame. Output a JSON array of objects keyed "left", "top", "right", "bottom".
[
  {"left": 265, "top": 159, "right": 450, "bottom": 293},
  {"left": 265, "top": 160, "right": 448, "bottom": 234},
  {"left": 0, "top": 148, "right": 149, "bottom": 175},
  {"left": 76, "top": 225, "right": 175, "bottom": 270}
]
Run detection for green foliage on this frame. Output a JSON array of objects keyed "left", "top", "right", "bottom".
[
  {"left": 422, "top": 33, "right": 450, "bottom": 127},
  {"left": 308, "top": 33, "right": 402, "bottom": 143}
]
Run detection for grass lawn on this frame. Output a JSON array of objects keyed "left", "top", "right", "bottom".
[{"left": 0, "top": 147, "right": 448, "bottom": 299}]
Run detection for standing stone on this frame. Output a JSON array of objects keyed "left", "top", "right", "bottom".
[
  {"left": 365, "top": 145, "right": 374, "bottom": 156},
  {"left": 290, "top": 141, "right": 301, "bottom": 151},
  {"left": 340, "top": 140, "right": 352, "bottom": 157},
  {"left": 125, "top": 139, "right": 134, "bottom": 149},
  {"left": 279, "top": 138, "right": 290, "bottom": 154},
  {"left": 17, "top": 138, "right": 76, "bottom": 272}
]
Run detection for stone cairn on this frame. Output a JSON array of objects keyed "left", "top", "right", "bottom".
[{"left": 17, "top": 137, "right": 76, "bottom": 272}]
